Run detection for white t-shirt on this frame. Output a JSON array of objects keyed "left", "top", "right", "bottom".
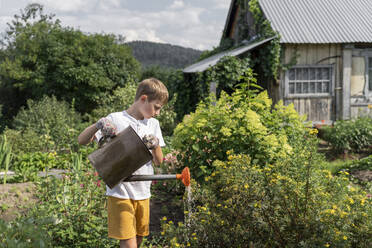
[{"left": 95, "top": 111, "right": 165, "bottom": 200}]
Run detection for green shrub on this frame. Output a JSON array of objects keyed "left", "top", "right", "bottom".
[
  {"left": 9, "top": 95, "right": 83, "bottom": 154},
  {"left": 173, "top": 74, "right": 309, "bottom": 183},
  {"left": 161, "top": 152, "right": 372, "bottom": 247},
  {"left": 23, "top": 157, "right": 117, "bottom": 247},
  {"left": 321, "top": 117, "right": 372, "bottom": 153},
  {"left": 0, "top": 218, "right": 51, "bottom": 247}
]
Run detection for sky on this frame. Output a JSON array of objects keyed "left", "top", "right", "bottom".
[{"left": 0, "top": 0, "right": 231, "bottom": 50}]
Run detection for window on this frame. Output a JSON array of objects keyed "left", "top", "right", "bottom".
[{"left": 286, "top": 66, "right": 332, "bottom": 96}]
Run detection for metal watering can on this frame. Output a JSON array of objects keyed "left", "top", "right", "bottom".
[{"left": 88, "top": 126, "right": 190, "bottom": 189}]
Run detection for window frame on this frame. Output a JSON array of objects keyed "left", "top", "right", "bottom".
[
  {"left": 284, "top": 64, "right": 335, "bottom": 98},
  {"left": 365, "top": 56, "right": 372, "bottom": 96}
]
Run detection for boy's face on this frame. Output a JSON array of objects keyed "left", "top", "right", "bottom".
[{"left": 140, "top": 95, "right": 163, "bottom": 119}]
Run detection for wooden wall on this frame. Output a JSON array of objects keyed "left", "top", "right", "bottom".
[{"left": 279, "top": 44, "right": 343, "bottom": 123}]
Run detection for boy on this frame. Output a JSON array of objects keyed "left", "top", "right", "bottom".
[{"left": 78, "top": 78, "right": 168, "bottom": 248}]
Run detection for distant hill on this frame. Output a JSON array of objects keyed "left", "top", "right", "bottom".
[{"left": 126, "top": 41, "right": 203, "bottom": 69}]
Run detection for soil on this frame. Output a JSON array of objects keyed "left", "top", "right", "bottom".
[{"left": 0, "top": 182, "right": 38, "bottom": 222}]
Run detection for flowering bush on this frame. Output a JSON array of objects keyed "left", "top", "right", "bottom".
[
  {"left": 173, "top": 75, "right": 309, "bottom": 183},
  {"left": 161, "top": 151, "right": 372, "bottom": 247}
]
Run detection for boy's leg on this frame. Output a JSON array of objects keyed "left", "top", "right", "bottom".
[
  {"left": 134, "top": 199, "right": 150, "bottom": 246},
  {"left": 136, "top": 236, "right": 143, "bottom": 246},
  {"left": 119, "top": 236, "right": 142, "bottom": 248},
  {"left": 120, "top": 237, "right": 137, "bottom": 248}
]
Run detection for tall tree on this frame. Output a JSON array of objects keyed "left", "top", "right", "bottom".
[{"left": 0, "top": 4, "right": 140, "bottom": 124}]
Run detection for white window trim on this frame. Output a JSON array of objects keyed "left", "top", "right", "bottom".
[{"left": 284, "top": 64, "right": 335, "bottom": 98}]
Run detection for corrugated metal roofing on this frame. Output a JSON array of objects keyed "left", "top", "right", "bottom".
[
  {"left": 183, "top": 37, "right": 274, "bottom": 73},
  {"left": 259, "top": 0, "right": 372, "bottom": 43}
]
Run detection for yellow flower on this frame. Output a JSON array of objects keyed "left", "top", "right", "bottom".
[
  {"left": 228, "top": 155, "right": 233, "bottom": 160},
  {"left": 192, "top": 233, "right": 196, "bottom": 236},
  {"left": 244, "top": 184, "right": 249, "bottom": 189},
  {"left": 187, "top": 243, "right": 191, "bottom": 247},
  {"left": 161, "top": 231, "right": 165, "bottom": 235},
  {"left": 169, "top": 221, "right": 173, "bottom": 224},
  {"left": 324, "top": 243, "right": 330, "bottom": 247},
  {"left": 175, "top": 243, "right": 180, "bottom": 247},
  {"left": 343, "top": 236, "right": 347, "bottom": 240},
  {"left": 162, "top": 216, "right": 167, "bottom": 221},
  {"left": 217, "top": 204, "right": 222, "bottom": 207}
]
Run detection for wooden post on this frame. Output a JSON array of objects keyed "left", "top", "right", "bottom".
[{"left": 342, "top": 46, "right": 352, "bottom": 120}]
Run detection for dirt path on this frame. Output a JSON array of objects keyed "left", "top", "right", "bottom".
[{"left": 0, "top": 182, "right": 38, "bottom": 222}]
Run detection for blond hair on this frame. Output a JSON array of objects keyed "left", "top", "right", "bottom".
[{"left": 135, "top": 78, "right": 169, "bottom": 105}]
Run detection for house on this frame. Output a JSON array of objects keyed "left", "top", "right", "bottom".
[{"left": 184, "top": 0, "right": 372, "bottom": 124}]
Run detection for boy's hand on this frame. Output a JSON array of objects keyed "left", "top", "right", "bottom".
[
  {"left": 142, "top": 134, "right": 159, "bottom": 150},
  {"left": 96, "top": 118, "right": 117, "bottom": 138}
]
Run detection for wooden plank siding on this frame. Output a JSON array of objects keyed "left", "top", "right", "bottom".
[{"left": 280, "top": 44, "right": 343, "bottom": 123}]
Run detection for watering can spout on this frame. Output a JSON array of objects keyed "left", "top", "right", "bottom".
[{"left": 176, "top": 167, "right": 190, "bottom": 186}]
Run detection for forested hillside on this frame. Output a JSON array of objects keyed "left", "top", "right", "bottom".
[{"left": 126, "top": 41, "right": 203, "bottom": 69}]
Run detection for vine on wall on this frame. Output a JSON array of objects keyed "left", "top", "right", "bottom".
[{"left": 246, "top": 0, "right": 281, "bottom": 80}]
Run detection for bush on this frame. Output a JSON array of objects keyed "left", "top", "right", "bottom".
[
  {"left": 8, "top": 95, "right": 83, "bottom": 154},
  {"left": 172, "top": 73, "right": 309, "bottom": 183},
  {"left": 321, "top": 117, "right": 372, "bottom": 153},
  {"left": 0, "top": 218, "right": 51, "bottom": 247},
  {"left": 21, "top": 156, "right": 117, "bottom": 247},
  {"left": 161, "top": 152, "right": 372, "bottom": 247}
]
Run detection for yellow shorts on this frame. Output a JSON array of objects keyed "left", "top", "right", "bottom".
[{"left": 107, "top": 196, "right": 150, "bottom": 240}]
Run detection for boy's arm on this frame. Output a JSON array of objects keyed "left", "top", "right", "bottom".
[
  {"left": 78, "top": 124, "right": 98, "bottom": 145},
  {"left": 151, "top": 145, "right": 163, "bottom": 166}
]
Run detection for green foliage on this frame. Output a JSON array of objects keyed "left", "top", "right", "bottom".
[
  {"left": 0, "top": 218, "right": 51, "bottom": 247},
  {"left": 0, "top": 4, "right": 140, "bottom": 120},
  {"left": 0, "top": 135, "right": 12, "bottom": 171},
  {"left": 247, "top": 0, "right": 281, "bottom": 79},
  {"left": 9, "top": 95, "right": 83, "bottom": 153},
  {"left": 0, "top": 135, "right": 12, "bottom": 184},
  {"left": 162, "top": 152, "right": 372, "bottom": 247},
  {"left": 24, "top": 161, "right": 117, "bottom": 247},
  {"left": 321, "top": 117, "right": 372, "bottom": 153},
  {"left": 325, "top": 155, "right": 372, "bottom": 189},
  {"left": 173, "top": 74, "right": 308, "bottom": 183},
  {"left": 88, "top": 82, "right": 138, "bottom": 121},
  {"left": 204, "top": 56, "right": 252, "bottom": 95}
]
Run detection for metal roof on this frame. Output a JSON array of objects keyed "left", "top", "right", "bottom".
[
  {"left": 259, "top": 0, "right": 372, "bottom": 44},
  {"left": 183, "top": 37, "right": 275, "bottom": 73}
]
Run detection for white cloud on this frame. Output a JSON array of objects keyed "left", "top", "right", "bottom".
[
  {"left": 123, "top": 28, "right": 164, "bottom": 43},
  {"left": 37, "top": 0, "right": 92, "bottom": 13},
  {"left": 212, "top": 0, "right": 230, "bottom": 10},
  {"left": 169, "top": 0, "right": 185, "bottom": 10},
  {"left": 0, "top": 0, "right": 229, "bottom": 50}
]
